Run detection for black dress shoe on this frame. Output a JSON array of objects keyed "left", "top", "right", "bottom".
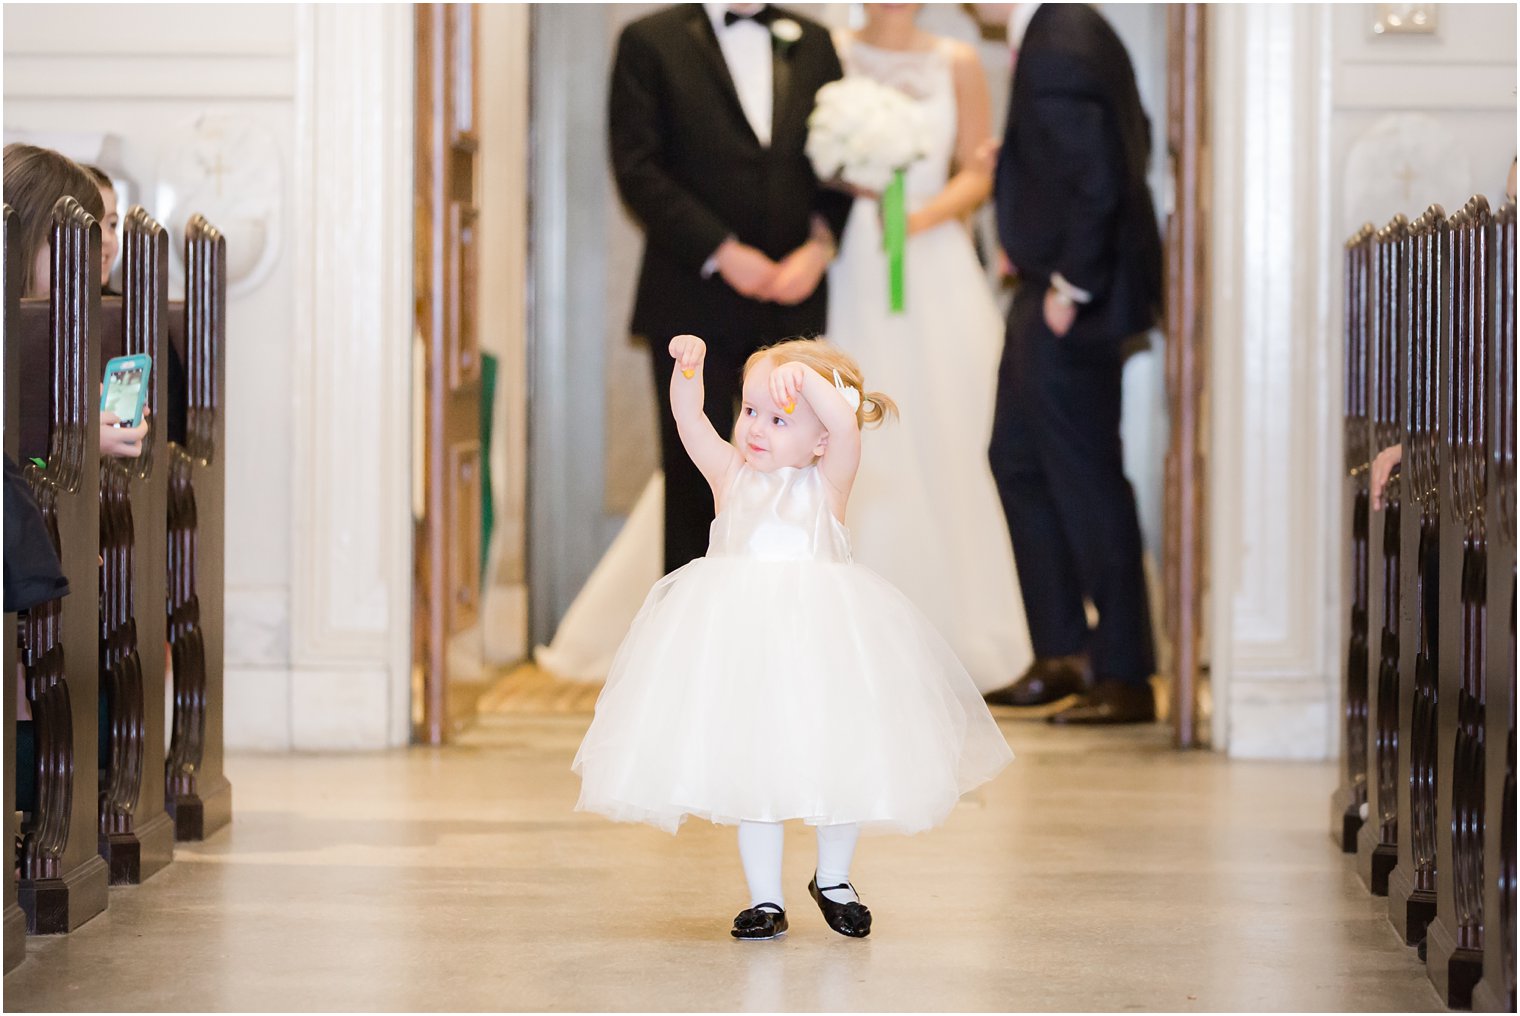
[
  {"left": 1046, "top": 679, "right": 1156, "bottom": 725},
  {"left": 808, "top": 875, "right": 872, "bottom": 938},
  {"left": 983, "top": 655, "right": 1090, "bottom": 707},
  {"left": 731, "top": 902, "right": 788, "bottom": 940}
]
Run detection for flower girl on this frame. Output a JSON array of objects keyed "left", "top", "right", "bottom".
[{"left": 573, "top": 334, "right": 1013, "bottom": 940}]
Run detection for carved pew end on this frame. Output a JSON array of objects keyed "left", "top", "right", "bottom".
[
  {"left": 1424, "top": 925, "right": 1484, "bottom": 1011},
  {"left": 1387, "top": 866, "right": 1438, "bottom": 947},
  {"left": 1330, "top": 791, "right": 1364, "bottom": 854},
  {"left": 166, "top": 784, "right": 233, "bottom": 843}
]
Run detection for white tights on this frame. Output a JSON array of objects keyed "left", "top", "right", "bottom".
[{"left": 737, "top": 820, "right": 860, "bottom": 909}]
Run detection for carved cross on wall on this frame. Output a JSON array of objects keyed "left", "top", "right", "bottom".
[
  {"left": 1395, "top": 162, "right": 1418, "bottom": 202},
  {"left": 207, "top": 152, "right": 229, "bottom": 198}
]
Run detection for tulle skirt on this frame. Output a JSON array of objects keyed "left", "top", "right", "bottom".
[{"left": 572, "top": 555, "right": 1014, "bottom": 835}]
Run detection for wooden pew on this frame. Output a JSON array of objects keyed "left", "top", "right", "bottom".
[
  {"left": 94, "top": 207, "right": 175, "bottom": 883},
  {"left": 165, "top": 214, "right": 231, "bottom": 841},
  {"left": 1426, "top": 195, "right": 1493, "bottom": 1008},
  {"left": 1333, "top": 223, "right": 1375, "bottom": 852},
  {"left": 1472, "top": 198, "right": 1516, "bottom": 1014},
  {"left": 14, "top": 198, "right": 109, "bottom": 934},
  {"left": 3, "top": 208, "right": 26, "bottom": 969},
  {"left": 18, "top": 215, "right": 232, "bottom": 848},
  {"left": 1358, "top": 215, "right": 1406, "bottom": 893},
  {"left": 1388, "top": 205, "right": 1446, "bottom": 947}
]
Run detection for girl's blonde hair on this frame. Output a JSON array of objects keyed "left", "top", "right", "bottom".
[{"left": 743, "top": 337, "right": 898, "bottom": 429}]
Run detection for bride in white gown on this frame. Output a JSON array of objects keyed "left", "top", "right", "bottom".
[{"left": 537, "top": 5, "right": 1031, "bottom": 693}]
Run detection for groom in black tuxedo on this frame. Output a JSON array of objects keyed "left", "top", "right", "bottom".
[
  {"left": 610, "top": 4, "right": 853, "bottom": 573},
  {"left": 984, "top": 3, "right": 1163, "bottom": 724}
]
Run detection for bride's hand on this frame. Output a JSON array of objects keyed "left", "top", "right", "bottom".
[
  {"left": 876, "top": 203, "right": 932, "bottom": 236},
  {"left": 974, "top": 138, "right": 1001, "bottom": 175}
]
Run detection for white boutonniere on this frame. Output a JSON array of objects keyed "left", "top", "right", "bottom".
[{"left": 771, "top": 17, "right": 802, "bottom": 52}]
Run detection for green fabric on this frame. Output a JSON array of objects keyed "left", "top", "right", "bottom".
[
  {"left": 480, "top": 352, "right": 498, "bottom": 586},
  {"left": 883, "top": 169, "right": 907, "bottom": 313}
]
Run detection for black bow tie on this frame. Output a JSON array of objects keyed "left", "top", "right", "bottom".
[{"left": 724, "top": 6, "right": 776, "bottom": 28}]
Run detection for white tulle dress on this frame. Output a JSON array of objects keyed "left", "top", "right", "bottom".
[{"left": 572, "top": 463, "right": 1014, "bottom": 835}]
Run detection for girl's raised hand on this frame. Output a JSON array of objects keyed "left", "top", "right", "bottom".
[
  {"left": 668, "top": 333, "right": 706, "bottom": 379},
  {"left": 769, "top": 360, "right": 810, "bottom": 415}
]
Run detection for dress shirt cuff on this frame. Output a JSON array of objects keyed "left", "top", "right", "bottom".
[
  {"left": 1050, "top": 272, "right": 1093, "bottom": 305},
  {"left": 701, "top": 235, "right": 736, "bottom": 280}
]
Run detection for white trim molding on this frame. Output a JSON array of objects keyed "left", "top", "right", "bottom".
[
  {"left": 289, "top": 4, "right": 414, "bottom": 749},
  {"left": 1209, "top": 4, "right": 1340, "bottom": 759}
]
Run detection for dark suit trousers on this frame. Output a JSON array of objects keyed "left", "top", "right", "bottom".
[
  {"left": 988, "top": 284, "right": 1156, "bottom": 684},
  {"left": 649, "top": 335, "right": 747, "bottom": 573}
]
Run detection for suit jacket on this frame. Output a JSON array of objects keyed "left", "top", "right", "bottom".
[
  {"left": 609, "top": 4, "right": 852, "bottom": 347},
  {"left": 994, "top": 3, "right": 1162, "bottom": 342}
]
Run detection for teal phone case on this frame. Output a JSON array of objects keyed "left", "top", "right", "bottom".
[{"left": 101, "top": 353, "right": 152, "bottom": 427}]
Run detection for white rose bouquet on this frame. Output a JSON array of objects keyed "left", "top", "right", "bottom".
[
  {"left": 805, "top": 77, "right": 929, "bottom": 312},
  {"left": 806, "top": 77, "right": 928, "bottom": 194}
]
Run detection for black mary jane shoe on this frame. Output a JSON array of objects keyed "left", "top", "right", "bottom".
[
  {"left": 808, "top": 875, "right": 872, "bottom": 938},
  {"left": 731, "top": 902, "right": 788, "bottom": 941}
]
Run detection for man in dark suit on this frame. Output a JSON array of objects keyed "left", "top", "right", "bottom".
[
  {"left": 610, "top": 3, "right": 852, "bottom": 573},
  {"left": 984, "top": 3, "right": 1163, "bottom": 724}
]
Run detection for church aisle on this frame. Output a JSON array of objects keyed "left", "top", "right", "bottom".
[{"left": 4, "top": 717, "right": 1441, "bottom": 1012}]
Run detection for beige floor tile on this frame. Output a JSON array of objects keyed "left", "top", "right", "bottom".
[{"left": 3, "top": 716, "right": 1443, "bottom": 1012}]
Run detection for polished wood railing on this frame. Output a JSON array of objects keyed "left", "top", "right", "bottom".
[
  {"left": 1339, "top": 196, "right": 1516, "bottom": 1012},
  {"left": 14, "top": 197, "right": 110, "bottom": 935},
  {"left": 1472, "top": 198, "right": 1516, "bottom": 1014},
  {"left": 1426, "top": 196, "right": 1493, "bottom": 1007},
  {"left": 1389, "top": 204, "right": 1447, "bottom": 950},
  {"left": 4, "top": 199, "right": 229, "bottom": 966},
  {"left": 164, "top": 214, "right": 231, "bottom": 841},
  {"left": 1359, "top": 214, "right": 1407, "bottom": 894},
  {"left": 3, "top": 206, "right": 27, "bottom": 971},
  {"left": 95, "top": 207, "right": 175, "bottom": 882},
  {"left": 1333, "top": 222, "right": 1375, "bottom": 852}
]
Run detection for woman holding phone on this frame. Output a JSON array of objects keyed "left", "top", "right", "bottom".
[{"left": 3, "top": 143, "right": 149, "bottom": 458}]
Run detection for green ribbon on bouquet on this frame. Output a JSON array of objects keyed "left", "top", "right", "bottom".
[{"left": 882, "top": 168, "right": 907, "bottom": 313}]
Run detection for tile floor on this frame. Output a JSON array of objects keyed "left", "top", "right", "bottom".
[{"left": 3, "top": 715, "right": 1444, "bottom": 1012}]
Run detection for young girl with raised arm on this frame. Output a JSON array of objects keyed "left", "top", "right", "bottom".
[{"left": 573, "top": 334, "right": 1013, "bottom": 941}]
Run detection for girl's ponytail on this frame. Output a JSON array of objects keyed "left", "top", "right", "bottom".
[{"left": 859, "top": 390, "right": 897, "bottom": 428}]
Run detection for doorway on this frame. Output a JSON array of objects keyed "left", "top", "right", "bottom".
[{"left": 519, "top": 3, "right": 1209, "bottom": 747}]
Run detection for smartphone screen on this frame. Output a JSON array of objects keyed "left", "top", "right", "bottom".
[{"left": 103, "top": 364, "right": 145, "bottom": 425}]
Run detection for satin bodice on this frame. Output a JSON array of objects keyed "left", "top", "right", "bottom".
[
  {"left": 708, "top": 465, "right": 852, "bottom": 564},
  {"left": 835, "top": 32, "right": 958, "bottom": 204}
]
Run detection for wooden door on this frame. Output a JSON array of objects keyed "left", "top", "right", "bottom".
[
  {"left": 415, "top": 3, "right": 481, "bottom": 744},
  {"left": 1165, "top": 5, "right": 1210, "bottom": 748}
]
